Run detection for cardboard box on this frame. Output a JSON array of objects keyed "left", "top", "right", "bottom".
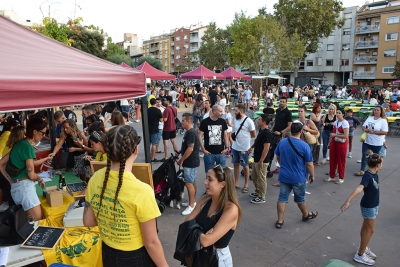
[{"left": 45, "top": 186, "right": 63, "bottom": 207}]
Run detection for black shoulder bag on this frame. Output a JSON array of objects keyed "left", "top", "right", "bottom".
[
  {"left": 287, "top": 137, "right": 305, "bottom": 160},
  {"left": 231, "top": 117, "right": 248, "bottom": 141},
  {"left": 5, "top": 147, "right": 26, "bottom": 177}
]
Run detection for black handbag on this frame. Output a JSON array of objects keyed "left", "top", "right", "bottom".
[
  {"left": 5, "top": 146, "right": 26, "bottom": 177},
  {"left": 231, "top": 117, "right": 248, "bottom": 141}
]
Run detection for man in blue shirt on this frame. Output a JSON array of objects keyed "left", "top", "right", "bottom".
[{"left": 274, "top": 120, "right": 318, "bottom": 229}]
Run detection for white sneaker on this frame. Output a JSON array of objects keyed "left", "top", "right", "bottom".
[
  {"left": 347, "top": 152, "right": 352, "bottom": 158},
  {"left": 181, "top": 203, "right": 196, "bottom": 215},
  {"left": 0, "top": 202, "right": 9, "bottom": 212},
  {"left": 327, "top": 157, "right": 330, "bottom": 161},
  {"left": 358, "top": 246, "right": 377, "bottom": 260},
  {"left": 199, "top": 153, "right": 204, "bottom": 158},
  {"left": 357, "top": 159, "right": 362, "bottom": 163},
  {"left": 135, "top": 120, "right": 140, "bottom": 123},
  {"left": 354, "top": 252, "right": 375, "bottom": 265}
]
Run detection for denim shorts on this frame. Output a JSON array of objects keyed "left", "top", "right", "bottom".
[
  {"left": 183, "top": 167, "right": 198, "bottom": 183},
  {"left": 231, "top": 148, "right": 249, "bottom": 166},
  {"left": 218, "top": 246, "right": 233, "bottom": 267},
  {"left": 10, "top": 179, "right": 40, "bottom": 211},
  {"left": 244, "top": 99, "right": 250, "bottom": 103},
  {"left": 102, "top": 242, "right": 156, "bottom": 267},
  {"left": 150, "top": 132, "right": 161, "bottom": 145},
  {"left": 361, "top": 206, "right": 379, "bottom": 219},
  {"left": 204, "top": 153, "right": 226, "bottom": 172},
  {"left": 349, "top": 129, "right": 354, "bottom": 137},
  {"left": 278, "top": 182, "right": 307, "bottom": 204}
]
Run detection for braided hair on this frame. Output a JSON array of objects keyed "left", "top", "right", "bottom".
[{"left": 96, "top": 125, "right": 138, "bottom": 221}]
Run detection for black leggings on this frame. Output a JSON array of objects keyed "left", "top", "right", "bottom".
[{"left": 102, "top": 242, "right": 156, "bottom": 267}]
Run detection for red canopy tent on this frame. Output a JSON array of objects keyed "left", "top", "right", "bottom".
[
  {"left": 180, "top": 65, "right": 226, "bottom": 80},
  {"left": 220, "top": 67, "right": 252, "bottom": 80},
  {"left": 0, "top": 16, "right": 146, "bottom": 112},
  {"left": 120, "top": 62, "right": 131, "bottom": 68},
  {"left": 135, "top": 61, "right": 175, "bottom": 80}
]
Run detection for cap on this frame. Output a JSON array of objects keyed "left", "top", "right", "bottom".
[{"left": 291, "top": 120, "right": 304, "bottom": 134}]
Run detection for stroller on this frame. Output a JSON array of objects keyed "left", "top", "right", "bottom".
[
  {"left": 152, "top": 155, "right": 185, "bottom": 213},
  {"left": 175, "top": 117, "right": 185, "bottom": 135}
]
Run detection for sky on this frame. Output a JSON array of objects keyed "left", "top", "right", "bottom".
[{"left": 1, "top": 0, "right": 370, "bottom": 42}]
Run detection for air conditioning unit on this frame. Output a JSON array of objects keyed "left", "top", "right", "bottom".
[
  {"left": 367, "top": 33, "right": 371, "bottom": 37},
  {"left": 366, "top": 49, "right": 370, "bottom": 52},
  {"left": 366, "top": 18, "right": 371, "bottom": 22}
]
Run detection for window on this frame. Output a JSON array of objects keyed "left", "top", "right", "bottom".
[
  {"left": 175, "top": 55, "right": 180, "bottom": 59},
  {"left": 176, "top": 36, "right": 180, "bottom": 41},
  {"left": 341, "top": 59, "right": 349, "bottom": 66},
  {"left": 387, "top": 16, "right": 399, "bottom": 24},
  {"left": 326, "top": 59, "right": 333, "bottom": 66},
  {"left": 316, "top": 57, "right": 322, "bottom": 66},
  {"left": 306, "top": 60, "right": 313, "bottom": 66},
  {"left": 372, "top": 51, "right": 378, "bottom": 56},
  {"left": 176, "top": 46, "right": 180, "bottom": 50},
  {"left": 342, "top": 44, "right": 350, "bottom": 50},
  {"left": 374, "top": 20, "right": 380, "bottom": 27},
  {"left": 384, "top": 49, "right": 396, "bottom": 57},
  {"left": 299, "top": 61, "right": 305, "bottom": 70},
  {"left": 327, "top": 44, "right": 334, "bottom": 51},
  {"left": 184, "top": 35, "right": 188, "bottom": 40},
  {"left": 386, "top": 33, "right": 398, "bottom": 41},
  {"left": 344, "top": 13, "right": 352, "bottom": 19},
  {"left": 343, "top": 29, "right": 351, "bottom": 35},
  {"left": 382, "top": 66, "right": 394, "bottom": 73}
]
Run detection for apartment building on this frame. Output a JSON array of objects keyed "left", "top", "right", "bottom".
[
  {"left": 142, "top": 34, "right": 172, "bottom": 73},
  {"left": 282, "top": 6, "right": 358, "bottom": 86},
  {"left": 353, "top": 0, "right": 400, "bottom": 86}
]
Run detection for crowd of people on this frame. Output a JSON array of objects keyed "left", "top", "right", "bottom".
[{"left": 0, "top": 80, "right": 399, "bottom": 266}]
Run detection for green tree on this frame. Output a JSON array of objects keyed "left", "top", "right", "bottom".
[
  {"left": 137, "top": 56, "right": 162, "bottom": 70},
  {"left": 181, "top": 52, "right": 198, "bottom": 71},
  {"left": 196, "top": 22, "right": 231, "bottom": 71},
  {"left": 68, "top": 25, "right": 107, "bottom": 59},
  {"left": 274, "top": 0, "right": 345, "bottom": 77},
  {"left": 107, "top": 54, "right": 133, "bottom": 66},
  {"left": 31, "top": 17, "right": 73, "bottom": 46},
  {"left": 106, "top": 37, "right": 126, "bottom": 57},
  {"left": 392, "top": 61, "right": 400, "bottom": 79}
]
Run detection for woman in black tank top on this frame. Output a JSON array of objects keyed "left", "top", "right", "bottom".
[
  {"left": 321, "top": 104, "right": 337, "bottom": 165},
  {"left": 182, "top": 165, "right": 241, "bottom": 267}
]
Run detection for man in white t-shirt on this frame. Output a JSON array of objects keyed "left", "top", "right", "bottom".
[
  {"left": 231, "top": 104, "right": 256, "bottom": 193},
  {"left": 288, "top": 84, "right": 294, "bottom": 98},
  {"left": 281, "top": 85, "right": 287, "bottom": 97},
  {"left": 119, "top": 99, "right": 129, "bottom": 113}
]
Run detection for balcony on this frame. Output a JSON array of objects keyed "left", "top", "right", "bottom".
[
  {"left": 355, "top": 25, "right": 380, "bottom": 35},
  {"left": 149, "top": 46, "right": 160, "bottom": 52},
  {"left": 354, "top": 39, "right": 379, "bottom": 49},
  {"left": 353, "top": 71, "right": 376, "bottom": 79},
  {"left": 354, "top": 56, "right": 378, "bottom": 64},
  {"left": 171, "top": 51, "right": 174, "bottom": 55},
  {"left": 190, "top": 47, "right": 199, "bottom": 52},
  {"left": 171, "top": 59, "right": 174, "bottom": 63},
  {"left": 190, "top": 36, "right": 199, "bottom": 43},
  {"left": 171, "top": 41, "right": 174, "bottom": 46}
]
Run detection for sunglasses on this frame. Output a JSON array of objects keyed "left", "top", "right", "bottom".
[
  {"left": 39, "top": 130, "right": 46, "bottom": 136},
  {"left": 213, "top": 164, "right": 225, "bottom": 181}
]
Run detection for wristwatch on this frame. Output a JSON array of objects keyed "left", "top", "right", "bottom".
[{"left": 81, "top": 145, "right": 85, "bottom": 149}]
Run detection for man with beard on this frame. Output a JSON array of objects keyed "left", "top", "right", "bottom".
[
  {"left": 231, "top": 104, "right": 256, "bottom": 193},
  {"left": 270, "top": 97, "right": 292, "bottom": 185},
  {"left": 199, "top": 105, "right": 229, "bottom": 173}
]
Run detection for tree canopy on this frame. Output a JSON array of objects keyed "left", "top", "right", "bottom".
[
  {"left": 137, "top": 56, "right": 163, "bottom": 70},
  {"left": 392, "top": 61, "right": 400, "bottom": 80}
]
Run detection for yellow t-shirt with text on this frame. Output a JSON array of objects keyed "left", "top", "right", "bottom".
[
  {"left": 95, "top": 152, "right": 107, "bottom": 162},
  {"left": 86, "top": 168, "right": 160, "bottom": 251}
]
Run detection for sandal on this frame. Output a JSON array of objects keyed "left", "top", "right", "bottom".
[
  {"left": 275, "top": 220, "right": 284, "bottom": 229},
  {"left": 335, "top": 179, "right": 344, "bottom": 184},
  {"left": 354, "top": 171, "right": 364, "bottom": 176},
  {"left": 235, "top": 185, "right": 240, "bottom": 189},
  {"left": 273, "top": 182, "right": 280, "bottom": 187},
  {"left": 302, "top": 211, "right": 318, "bottom": 221},
  {"left": 156, "top": 150, "right": 163, "bottom": 153},
  {"left": 242, "top": 187, "right": 249, "bottom": 193},
  {"left": 324, "top": 178, "right": 335, "bottom": 182}
]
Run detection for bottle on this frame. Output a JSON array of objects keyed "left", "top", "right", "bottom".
[
  {"left": 62, "top": 176, "right": 67, "bottom": 191},
  {"left": 58, "top": 174, "right": 63, "bottom": 189}
]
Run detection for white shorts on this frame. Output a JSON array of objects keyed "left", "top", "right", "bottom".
[
  {"left": 11, "top": 179, "right": 40, "bottom": 211},
  {"left": 227, "top": 126, "right": 232, "bottom": 133}
]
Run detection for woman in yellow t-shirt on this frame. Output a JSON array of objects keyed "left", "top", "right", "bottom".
[
  {"left": 84, "top": 131, "right": 107, "bottom": 162},
  {"left": 83, "top": 126, "right": 168, "bottom": 267},
  {"left": 2, "top": 125, "right": 25, "bottom": 156},
  {"left": 0, "top": 118, "right": 20, "bottom": 158}
]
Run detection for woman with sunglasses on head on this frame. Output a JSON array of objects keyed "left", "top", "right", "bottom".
[
  {"left": 49, "top": 119, "right": 89, "bottom": 181},
  {"left": 355, "top": 106, "right": 388, "bottom": 177},
  {"left": 85, "top": 131, "right": 107, "bottom": 162},
  {"left": 0, "top": 118, "right": 48, "bottom": 221},
  {"left": 184, "top": 165, "right": 242, "bottom": 267},
  {"left": 83, "top": 126, "right": 168, "bottom": 267}
]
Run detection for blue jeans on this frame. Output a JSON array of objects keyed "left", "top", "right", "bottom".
[
  {"left": 278, "top": 182, "right": 307, "bottom": 204},
  {"left": 121, "top": 105, "right": 130, "bottom": 113},
  {"left": 204, "top": 153, "right": 226, "bottom": 172},
  {"left": 218, "top": 246, "right": 233, "bottom": 267},
  {"left": 322, "top": 129, "right": 331, "bottom": 158},
  {"left": 193, "top": 115, "right": 204, "bottom": 129},
  {"left": 360, "top": 142, "right": 382, "bottom": 171},
  {"left": 183, "top": 167, "right": 198, "bottom": 183}
]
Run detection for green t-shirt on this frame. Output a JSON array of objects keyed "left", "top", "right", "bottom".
[{"left": 9, "top": 139, "right": 36, "bottom": 180}]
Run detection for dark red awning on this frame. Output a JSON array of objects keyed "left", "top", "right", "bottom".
[
  {"left": 220, "top": 67, "right": 252, "bottom": 80},
  {"left": 179, "top": 65, "right": 226, "bottom": 80},
  {"left": 135, "top": 61, "right": 175, "bottom": 80}
]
